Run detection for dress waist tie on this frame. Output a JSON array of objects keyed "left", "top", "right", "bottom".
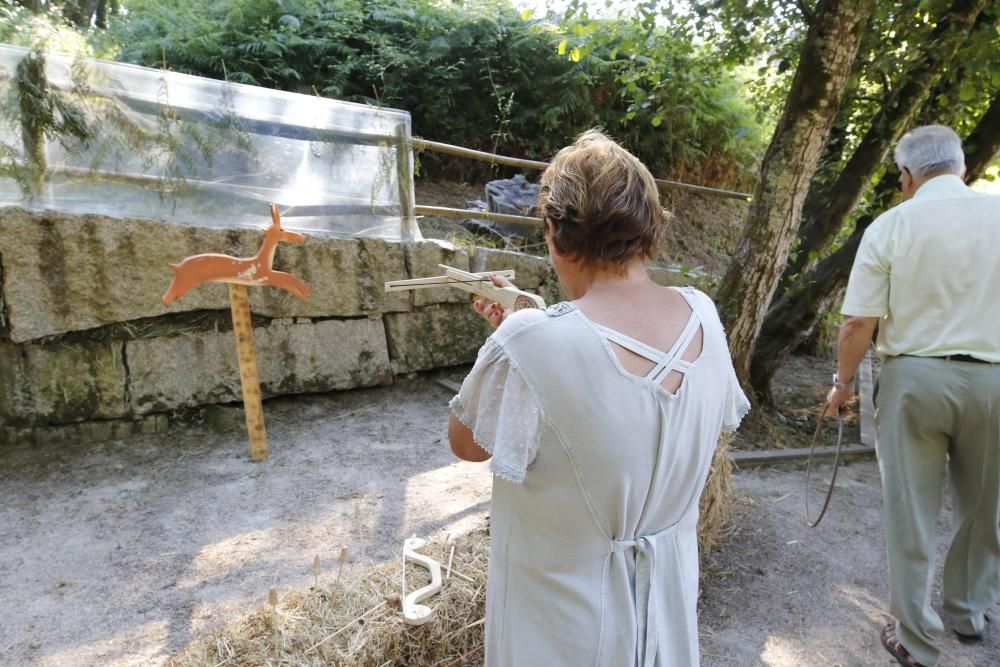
[{"left": 612, "top": 523, "right": 684, "bottom": 667}]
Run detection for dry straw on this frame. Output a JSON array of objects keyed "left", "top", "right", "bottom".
[
  {"left": 698, "top": 434, "right": 734, "bottom": 555},
  {"left": 170, "top": 437, "right": 733, "bottom": 666},
  {"left": 168, "top": 530, "right": 490, "bottom": 667}
]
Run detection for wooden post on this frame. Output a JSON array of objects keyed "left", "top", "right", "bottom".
[
  {"left": 228, "top": 283, "right": 268, "bottom": 461},
  {"left": 395, "top": 123, "right": 418, "bottom": 241}
]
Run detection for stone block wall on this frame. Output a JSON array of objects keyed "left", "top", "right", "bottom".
[{"left": 0, "top": 207, "right": 704, "bottom": 445}]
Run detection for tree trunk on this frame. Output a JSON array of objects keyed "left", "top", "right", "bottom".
[
  {"left": 748, "top": 185, "right": 890, "bottom": 404},
  {"left": 62, "top": 0, "right": 102, "bottom": 28},
  {"left": 714, "top": 0, "right": 873, "bottom": 389},
  {"left": 780, "top": 0, "right": 987, "bottom": 286},
  {"left": 95, "top": 0, "right": 109, "bottom": 29},
  {"left": 749, "top": 95, "right": 1000, "bottom": 399},
  {"left": 964, "top": 93, "right": 1000, "bottom": 181}
]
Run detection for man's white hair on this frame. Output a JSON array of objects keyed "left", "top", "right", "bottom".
[{"left": 894, "top": 125, "right": 965, "bottom": 178}]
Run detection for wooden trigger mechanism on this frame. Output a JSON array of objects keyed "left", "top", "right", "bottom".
[
  {"left": 401, "top": 536, "right": 443, "bottom": 626},
  {"left": 385, "top": 264, "right": 545, "bottom": 311}
]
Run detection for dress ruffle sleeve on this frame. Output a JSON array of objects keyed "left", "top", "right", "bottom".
[
  {"left": 449, "top": 337, "right": 541, "bottom": 484},
  {"left": 692, "top": 288, "right": 751, "bottom": 432},
  {"left": 722, "top": 366, "right": 751, "bottom": 432}
]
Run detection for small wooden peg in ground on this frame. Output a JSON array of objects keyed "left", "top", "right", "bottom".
[
  {"left": 268, "top": 588, "right": 279, "bottom": 647},
  {"left": 161, "top": 203, "right": 310, "bottom": 461},
  {"left": 446, "top": 545, "right": 456, "bottom": 580},
  {"left": 336, "top": 547, "right": 348, "bottom": 585}
]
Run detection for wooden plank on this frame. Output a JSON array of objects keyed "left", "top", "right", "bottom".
[
  {"left": 414, "top": 204, "right": 543, "bottom": 227},
  {"left": 410, "top": 138, "right": 754, "bottom": 201},
  {"left": 228, "top": 283, "right": 268, "bottom": 461},
  {"left": 731, "top": 443, "right": 876, "bottom": 467},
  {"left": 436, "top": 378, "right": 462, "bottom": 394}
]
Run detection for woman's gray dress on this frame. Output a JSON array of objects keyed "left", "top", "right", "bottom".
[{"left": 451, "top": 287, "right": 750, "bottom": 666}]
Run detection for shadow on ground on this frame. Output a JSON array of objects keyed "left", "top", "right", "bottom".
[{"left": 700, "top": 460, "right": 1000, "bottom": 666}]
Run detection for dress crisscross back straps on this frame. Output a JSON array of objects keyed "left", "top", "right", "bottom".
[{"left": 591, "top": 298, "right": 702, "bottom": 388}]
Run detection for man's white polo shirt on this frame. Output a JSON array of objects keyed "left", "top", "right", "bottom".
[{"left": 841, "top": 174, "right": 1000, "bottom": 362}]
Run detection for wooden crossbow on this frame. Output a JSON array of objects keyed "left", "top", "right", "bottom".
[{"left": 385, "top": 264, "right": 546, "bottom": 311}]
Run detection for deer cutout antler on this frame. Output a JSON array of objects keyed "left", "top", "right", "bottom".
[{"left": 162, "top": 204, "right": 311, "bottom": 304}]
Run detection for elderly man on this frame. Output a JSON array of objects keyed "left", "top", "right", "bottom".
[{"left": 827, "top": 125, "right": 1000, "bottom": 667}]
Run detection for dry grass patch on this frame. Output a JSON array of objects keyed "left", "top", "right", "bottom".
[{"left": 169, "top": 528, "right": 490, "bottom": 667}]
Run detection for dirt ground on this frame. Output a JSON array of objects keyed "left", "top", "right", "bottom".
[
  {"left": 0, "top": 379, "right": 491, "bottom": 667},
  {"left": 3, "top": 363, "right": 997, "bottom": 667},
  {"left": 700, "top": 462, "right": 1000, "bottom": 666}
]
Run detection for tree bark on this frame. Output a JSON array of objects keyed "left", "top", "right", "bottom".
[
  {"left": 748, "top": 181, "right": 891, "bottom": 404},
  {"left": 964, "top": 93, "right": 1000, "bottom": 181},
  {"left": 749, "top": 95, "right": 1000, "bottom": 399},
  {"left": 62, "top": 0, "right": 102, "bottom": 28},
  {"left": 95, "top": 0, "right": 109, "bottom": 29},
  {"left": 780, "top": 0, "right": 987, "bottom": 286},
  {"left": 714, "top": 0, "right": 873, "bottom": 389}
]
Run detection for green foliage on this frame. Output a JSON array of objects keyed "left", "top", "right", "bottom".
[
  {"left": 107, "top": 0, "right": 766, "bottom": 186},
  {"left": 688, "top": 0, "right": 999, "bottom": 178},
  {"left": 0, "top": 4, "right": 117, "bottom": 57},
  {"left": 553, "top": 4, "right": 768, "bottom": 186}
]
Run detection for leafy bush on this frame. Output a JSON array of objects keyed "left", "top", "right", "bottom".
[
  {"left": 9, "top": 0, "right": 765, "bottom": 187},
  {"left": 552, "top": 7, "right": 768, "bottom": 187},
  {"left": 0, "top": 4, "right": 115, "bottom": 57}
]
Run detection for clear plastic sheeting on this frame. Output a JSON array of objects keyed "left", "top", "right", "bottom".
[{"left": 0, "top": 44, "right": 418, "bottom": 239}]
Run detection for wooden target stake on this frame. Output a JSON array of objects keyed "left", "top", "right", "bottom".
[
  {"left": 228, "top": 283, "right": 268, "bottom": 460},
  {"left": 162, "top": 203, "right": 310, "bottom": 460}
]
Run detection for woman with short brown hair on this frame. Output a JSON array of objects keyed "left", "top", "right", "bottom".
[
  {"left": 539, "top": 128, "right": 668, "bottom": 269},
  {"left": 449, "top": 130, "right": 749, "bottom": 666}
]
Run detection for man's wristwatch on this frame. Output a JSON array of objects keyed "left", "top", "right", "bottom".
[{"left": 832, "top": 374, "right": 854, "bottom": 390}]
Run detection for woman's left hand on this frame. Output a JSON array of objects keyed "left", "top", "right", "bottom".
[
  {"left": 473, "top": 297, "right": 508, "bottom": 329},
  {"left": 472, "top": 275, "right": 512, "bottom": 329}
]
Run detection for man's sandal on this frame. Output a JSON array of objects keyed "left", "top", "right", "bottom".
[
  {"left": 881, "top": 623, "right": 926, "bottom": 667},
  {"left": 954, "top": 613, "right": 990, "bottom": 643}
]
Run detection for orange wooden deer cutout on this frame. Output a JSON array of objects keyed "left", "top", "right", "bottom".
[
  {"left": 162, "top": 204, "right": 311, "bottom": 304},
  {"left": 161, "top": 203, "right": 310, "bottom": 461}
]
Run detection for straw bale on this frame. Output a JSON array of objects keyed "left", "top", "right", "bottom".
[
  {"left": 170, "top": 440, "right": 733, "bottom": 667},
  {"left": 698, "top": 433, "right": 735, "bottom": 555},
  {"left": 169, "top": 529, "right": 490, "bottom": 667}
]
